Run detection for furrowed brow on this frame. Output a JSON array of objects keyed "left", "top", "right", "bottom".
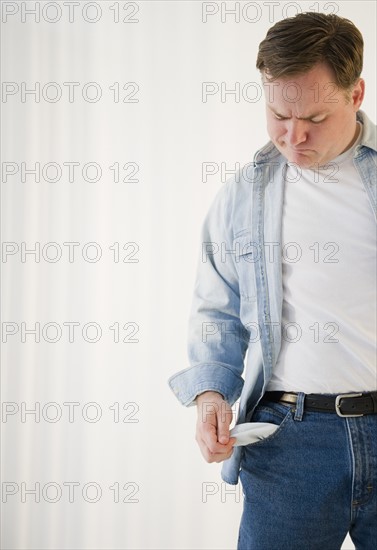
[
  {"left": 296, "top": 112, "right": 327, "bottom": 120},
  {"left": 268, "top": 106, "right": 327, "bottom": 120}
]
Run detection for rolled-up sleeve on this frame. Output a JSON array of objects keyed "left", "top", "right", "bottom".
[{"left": 167, "top": 178, "right": 249, "bottom": 407}]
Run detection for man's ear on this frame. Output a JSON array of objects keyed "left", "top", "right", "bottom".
[{"left": 351, "top": 78, "right": 365, "bottom": 110}]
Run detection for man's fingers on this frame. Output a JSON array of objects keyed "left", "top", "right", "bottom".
[
  {"left": 215, "top": 403, "right": 234, "bottom": 444},
  {"left": 199, "top": 419, "right": 221, "bottom": 449},
  {"left": 197, "top": 436, "right": 235, "bottom": 463},
  {"left": 199, "top": 424, "right": 236, "bottom": 454},
  {"left": 196, "top": 396, "right": 236, "bottom": 462},
  {"left": 217, "top": 421, "right": 230, "bottom": 444}
]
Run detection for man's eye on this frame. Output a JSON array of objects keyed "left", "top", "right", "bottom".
[
  {"left": 275, "top": 115, "right": 288, "bottom": 121},
  {"left": 311, "top": 118, "right": 326, "bottom": 124}
]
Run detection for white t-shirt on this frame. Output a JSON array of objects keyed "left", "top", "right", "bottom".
[{"left": 267, "top": 122, "right": 377, "bottom": 393}]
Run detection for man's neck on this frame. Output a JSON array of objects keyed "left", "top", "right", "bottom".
[{"left": 339, "top": 120, "right": 361, "bottom": 155}]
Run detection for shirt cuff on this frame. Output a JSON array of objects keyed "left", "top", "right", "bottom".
[{"left": 167, "top": 363, "right": 244, "bottom": 407}]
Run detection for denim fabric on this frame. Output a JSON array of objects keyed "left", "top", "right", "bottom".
[
  {"left": 167, "top": 110, "right": 377, "bottom": 485},
  {"left": 237, "top": 397, "right": 377, "bottom": 550}
]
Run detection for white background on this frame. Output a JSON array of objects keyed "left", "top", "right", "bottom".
[{"left": 1, "top": 1, "right": 376, "bottom": 548}]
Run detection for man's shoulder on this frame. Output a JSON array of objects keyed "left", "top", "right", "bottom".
[
  {"left": 224, "top": 140, "right": 284, "bottom": 199},
  {"left": 216, "top": 141, "right": 285, "bottom": 236}
]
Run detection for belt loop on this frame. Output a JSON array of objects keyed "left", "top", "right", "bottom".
[
  {"left": 293, "top": 392, "right": 305, "bottom": 421},
  {"left": 371, "top": 391, "right": 377, "bottom": 414}
]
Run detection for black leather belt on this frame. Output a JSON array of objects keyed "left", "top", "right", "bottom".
[{"left": 263, "top": 391, "right": 377, "bottom": 417}]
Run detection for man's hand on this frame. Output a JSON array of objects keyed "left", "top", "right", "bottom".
[{"left": 195, "top": 391, "right": 237, "bottom": 463}]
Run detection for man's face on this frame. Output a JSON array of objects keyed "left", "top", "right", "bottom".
[{"left": 263, "top": 62, "right": 364, "bottom": 168}]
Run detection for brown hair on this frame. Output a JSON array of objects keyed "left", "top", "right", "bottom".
[{"left": 256, "top": 12, "right": 363, "bottom": 90}]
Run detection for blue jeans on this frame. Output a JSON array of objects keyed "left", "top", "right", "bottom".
[{"left": 237, "top": 393, "right": 377, "bottom": 550}]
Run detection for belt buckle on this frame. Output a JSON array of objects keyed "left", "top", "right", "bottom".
[{"left": 335, "top": 393, "right": 363, "bottom": 418}]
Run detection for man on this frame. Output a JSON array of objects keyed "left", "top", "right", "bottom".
[{"left": 168, "top": 12, "right": 376, "bottom": 549}]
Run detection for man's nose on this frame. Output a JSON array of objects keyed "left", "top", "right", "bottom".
[{"left": 287, "top": 120, "right": 308, "bottom": 146}]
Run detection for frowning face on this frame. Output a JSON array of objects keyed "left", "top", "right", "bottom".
[{"left": 263, "top": 62, "right": 365, "bottom": 168}]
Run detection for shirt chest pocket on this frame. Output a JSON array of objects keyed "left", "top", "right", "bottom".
[{"left": 233, "top": 233, "right": 257, "bottom": 302}]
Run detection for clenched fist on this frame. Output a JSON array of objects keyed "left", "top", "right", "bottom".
[{"left": 195, "top": 391, "right": 237, "bottom": 463}]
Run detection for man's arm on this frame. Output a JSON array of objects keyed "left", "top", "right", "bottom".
[{"left": 168, "top": 177, "right": 250, "bottom": 461}]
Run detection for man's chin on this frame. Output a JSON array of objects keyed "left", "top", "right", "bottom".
[
  {"left": 292, "top": 158, "right": 316, "bottom": 169},
  {"left": 285, "top": 153, "right": 319, "bottom": 170},
  {"left": 274, "top": 144, "right": 322, "bottom": 169}
]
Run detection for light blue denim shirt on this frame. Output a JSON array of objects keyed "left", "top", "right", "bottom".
[{"left": 168, "top": 110, "right": 377, "bottom": 485}]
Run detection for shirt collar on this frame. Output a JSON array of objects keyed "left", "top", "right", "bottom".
[{"left": 356, "top": 109, "right": 377, "bottom": 153}]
